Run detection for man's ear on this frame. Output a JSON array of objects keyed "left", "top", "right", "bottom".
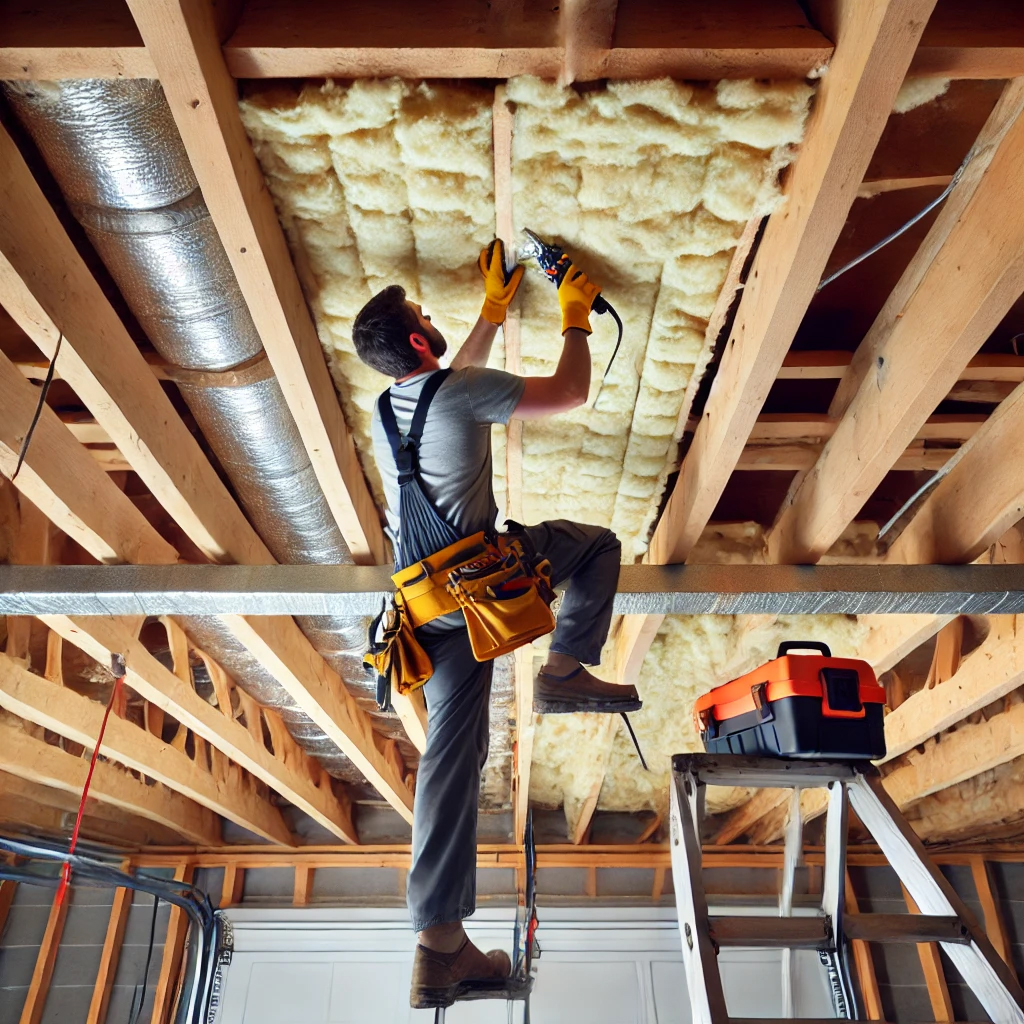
[{"left": 409, "top": 333, "right": 429, "bottom": 354}]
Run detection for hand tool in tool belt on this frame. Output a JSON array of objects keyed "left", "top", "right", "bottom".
[{"left": 364, "top": 369, "right": 556, "bottom": 710}]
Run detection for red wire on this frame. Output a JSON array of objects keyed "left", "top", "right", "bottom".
[{"left": 56, "top": 668, "right": 124, "bottom": 906}]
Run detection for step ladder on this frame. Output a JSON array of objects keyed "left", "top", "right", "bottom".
[{"left": 669, "top": 754, "right": 1024, "bottom": 1024}]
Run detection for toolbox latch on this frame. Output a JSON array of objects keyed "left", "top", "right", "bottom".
[
  {"left": 750, "top": 681, "right": 773, "bottom": 723},
  {"left": 820, "top": 667, "right": 865, "bottom": 719},
  {"left": 697, "top": 706, "right": 718, "bottom": 740}
]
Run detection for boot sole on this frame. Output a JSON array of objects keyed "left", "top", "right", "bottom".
[
  {"left": 411, "top": 977, "right": 510, "bottom": 1009},
  {"left": 533, "top": 698, "right": 643, "bottom": 714}
]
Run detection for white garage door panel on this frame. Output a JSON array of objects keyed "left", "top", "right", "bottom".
[
  {"left": 530, "top": 961, "right": 644, "bottom": 1024},
  {"left": 651, "top": 960, "right": 691, "bottom": 1024},
  {"left": 245, "top": 961, "right": 332, "bottom": 1023}
]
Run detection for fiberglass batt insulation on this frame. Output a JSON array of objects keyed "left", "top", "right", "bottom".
[
  {"left": 239, "top": 79, "right": 506, "bottom": 509},
  {"left": 509, "top": 76, "right": 812, "bottom": 559}
]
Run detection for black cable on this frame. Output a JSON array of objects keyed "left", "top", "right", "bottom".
[
  {"left": 12, "top": 333, "right": 63, "bottom": 482},
  {"left": 601, "top": 303, "right": 624, "bottom": 381},
  {"left": 129, "top": 894, "right": 160, "bottom": 1024}
]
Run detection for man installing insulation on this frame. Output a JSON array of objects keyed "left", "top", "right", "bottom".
[{"left": 353, "top": 239, "right": 642, "bottom": 1009}]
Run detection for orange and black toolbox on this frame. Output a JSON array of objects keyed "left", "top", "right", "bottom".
[{"left": 693, "top": 641, "right": 886, "bottom": 760}]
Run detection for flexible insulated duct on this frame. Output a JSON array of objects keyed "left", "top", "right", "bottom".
[{"left": 4, "top": 79, "right": 408, "bottom": 785}]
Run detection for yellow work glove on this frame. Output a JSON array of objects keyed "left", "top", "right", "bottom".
[
  {"left": 558, "top": 262, "right": 601, "bottom": 335},
  {"left": 478, "top": 239, "right": 525, "bottom": 325}
]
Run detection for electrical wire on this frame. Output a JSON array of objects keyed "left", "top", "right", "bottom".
[
  {"left": 129, "top": 895, "right": 161, "bottom": 1024},
  {"left": 12, "top": 333, "right": 63, "bottom": 482},
  {"left": 816, "top": 148, "right": 975, "bottom": 293}
]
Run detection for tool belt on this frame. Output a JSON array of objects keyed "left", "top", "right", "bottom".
[{"left": 365, "top": 529, "right": 556, "bottom": 700}]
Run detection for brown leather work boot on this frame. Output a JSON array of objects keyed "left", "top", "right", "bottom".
[
  {"left": 410, "top": 938, "right": 511, "bottom": 1009},
  {"left": 533, "top": 665, "right": 642, "bottom": 714}
]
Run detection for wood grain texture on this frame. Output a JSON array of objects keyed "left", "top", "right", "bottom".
[
  {"left": 86, "top": 887, "right": 132, "bottom": 1024},
  {"left": 19, "top": 889, "right": 70, "bottom": 1024},
  {"left": 125, "top": 0, "right": 386, "bottom": 565},
  {"left": 647, "top": 0, "right": 937, "bottom": 567}
]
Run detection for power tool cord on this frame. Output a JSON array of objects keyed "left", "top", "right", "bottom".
[{"left": 601, "top": 301, "right": 624, "bottom": 383}]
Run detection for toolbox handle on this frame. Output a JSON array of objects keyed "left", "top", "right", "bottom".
[{"left": 776, "top": 640, "right": 832, "bottom": 658}]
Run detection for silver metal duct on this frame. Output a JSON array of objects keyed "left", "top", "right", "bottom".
[{"left": 4, "top": 78, "right": 409, "bottom": 784}]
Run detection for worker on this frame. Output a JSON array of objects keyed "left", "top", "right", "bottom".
[{"left": 352, "top": 240, "right": 642, "bottom": 1010}]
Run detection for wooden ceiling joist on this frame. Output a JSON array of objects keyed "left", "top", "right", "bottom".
[
  {"left": 0, "top": 718, "right": 221, "bottom": 845},
  {"left": 0, "top": 770, "right": 183, "bottom": 847},
  {"left": 125, "top": 0, "right": 386, "bottom": 566},
  {"left": 0, "top": 122, "right": 273, "bottom": 569},
  {"left": 42, "top": 614, "right": 360, "bottom": 843},
  {"left": 769, "top": 78, "right": 1024, "bottom": 564},
  {"left": 648, "top": 0, "right": 936, "bottom": 567},
  {"left": 0, "top": 651, "right": 294, "bottom": 846},
  {"left": 887, "top": 381, "right": 1024, "bottom": 565}
]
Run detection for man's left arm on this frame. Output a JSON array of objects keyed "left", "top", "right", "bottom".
[{"left": 452, "top": 239, "right": 523, "bottom": 370}]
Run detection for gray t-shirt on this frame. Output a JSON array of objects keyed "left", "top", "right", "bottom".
[{"left": 371, "top": 367, "right": 526, "bottom": 554}]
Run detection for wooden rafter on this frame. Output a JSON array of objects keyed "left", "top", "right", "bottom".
[
  {"left": 124, "top": 0, "right": 386, "bottom": 566},
  {"left": 151, "top": 863, "right": 193, "bottom": 1024},
  {"left": 0, "top": 770, "right": 183, "bottom": 847},
  {"left": 0, "top": 123, "right": 273, "bottom": 568},
  {"left": 561, "top": 0, "right": 618, "bottom": 83},
  {"left": 41, "top": 614, "right": 359, "bottom": 843},
  {"left": 902, "top": 884, "right": 955, "bottom": 1022},
  {"left": 0, "top": 651, "right": 294, "bottom": 846},
  {"left": 646, "top": 0, "right": 935, "bottom": 568},
  {"left": 0, "top": 718, "right": 221, "bottom": 845},
  {"left": 0, "top": 324, "right": 408, "bottom": 820},
  {"left": 888, "top": 381, "right": 1024, "bottom": 565},
  {"left": 769, "top": 78, "right": 1024, "bottom": 564}
]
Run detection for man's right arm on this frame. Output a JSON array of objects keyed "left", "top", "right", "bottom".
[
  {"left": 512, "top": 263, "right": 601, "bottom": 420},
  {"left": 512, "top": 328, "right": 591, "bottom": 419}
]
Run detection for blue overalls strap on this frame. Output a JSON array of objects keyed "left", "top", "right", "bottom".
[{"left": 377, "top": 369, "right": 460, "bottom": 568}]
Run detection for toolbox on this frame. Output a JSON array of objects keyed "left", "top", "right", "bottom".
[{"left": 693, "top": 641, "right": 886, "bottom": 760}]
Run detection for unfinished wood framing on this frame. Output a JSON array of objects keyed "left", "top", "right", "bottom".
[
  {"left": 86, "top": 886, "right": 132, "bottom": 1024},
  {"left": 845, "top": 873, "right": 884, "bottom": 1021},
  {"left": 971, "top": 856, "right": 1012, "bottom": 966},
  {"left": 770, "top": 78, "right": 1024, "bottom": 563},
  {"left": 888, "top": 380, "right": 1024, "bottom": 564},
  {"left": 150, "top": 863, "right": 193, "bottom": 1024},
  {"left": 41, "top": 614, "right": 359, "bottom": 843},
  {"left": 19, "top": 889, "right": 70, "bottom": 1024},
  {"left": 647, "top": 0, "right": 935, "bottom": 567},
  {"left": 902, "top": 884, "right": 955, "bottom": 1022},
  {"left": 125, "top": 0, "right": 386, "bottom": 565},
  {"left": 0, "top": 651, "right": 293, "bottom": 846},
  {"left": 0, "top": 122, "right": 273, "bottom": 568},
  {"left": 0, "top": 718, "right": 221, "bottom": 845},
  {"left": 561, "top": 0, "right": 618, "bottom": 83}
]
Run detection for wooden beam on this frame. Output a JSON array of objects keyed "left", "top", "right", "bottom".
[
  {"left": 0, "top": 652, "right": 293, "bottom": 846},
  {"left": 0, "top": 879, "right": 16, "bottom": 937},
  {"left": 882, "top": 616, "right": 1024, "bottom": 763},
  {"left": 0, "top": 717, "right": 220, "bottom": 845},
  {"left": 971, "top": 857, "right": 1012, "bottom": 967},
  {"left": 561, "top": 0, "right": 618, "bottom": 83},
  {"left": 647, "top": 0, "right": 935, "bottom": 568},
  {"left": 292, "top": 865, "right": 313, "bottom": 906},
  {"left": 42, "top": 614, "right": 358, "bottom": 844},
  {"left": 902, "top": 884, "right": 954, "bottom": 1023},
  {"left": 86, "top": 886, "right": 132, "bottom": 1024},
  {"left": 777, "top": 350, "right": 1024, "bottom": 383},
  {"left": 19, "top": 888, "right": 70, "bottom": 1024},
  {"left": 0, "top": 352, "right": 179, "bottom": 566},
  {"left": 0, "top": 770, "right": 182, "bottom": 847},
  {"left": 910, "top": 0, "right": 1024, "bottom": 78},
  {"left": 769, "top": 79, "right": 1024, "bottom": 562},
  {"left": 844, "top": 873, "right": 884, "bottom": 1020},
  {"left": 219, "top": 614, "right": 414, "bottom": 823},
  {"left": 714, "top": 788, "right": 791, "bottom": 845},
  {"left": 737, "top": 441, "right": 953, "bottom": 472},
  {"left": 888, "top": 381, "right": 1024, "bottom": 565},
  {"left": 125, "top": 0, "right": 386, "bottom": 566},
  {"left": 857, "top": 174, "right": 954, "bottom": 198},
  {"left": 0, "top": 122, "right": 272, "bottom": 568},
  {"left": 150, "top": 863, "right": 193, "bottom": 1024},
  {"left": 220, "top": 864, "right": 244, "bottom": 907}
]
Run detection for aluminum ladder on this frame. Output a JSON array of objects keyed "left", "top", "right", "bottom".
[{"left": 669, "top": 754, "right": 1024, "bottom": 1024}]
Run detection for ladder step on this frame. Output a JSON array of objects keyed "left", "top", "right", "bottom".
[
  {"left": 845, "top": 913, "right": 969, "bottom": 944},
  {"left": 708, "top": 913, "right": 969, "bottom": 950},
  {"left": 709, "top": 917, "right": 832, "bottom": 950}
]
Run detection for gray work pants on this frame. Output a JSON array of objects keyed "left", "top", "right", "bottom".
[{"left": 406, "top": 520, "right": 621, "bottom": 931}]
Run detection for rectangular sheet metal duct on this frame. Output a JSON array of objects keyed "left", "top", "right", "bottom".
[{"left": 2, "top": 564, "right": 1023, "bottom": 616}]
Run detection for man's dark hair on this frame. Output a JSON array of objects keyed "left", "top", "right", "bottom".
[{"left": 352, "top": 285, "right": 423, "bottom": 377}]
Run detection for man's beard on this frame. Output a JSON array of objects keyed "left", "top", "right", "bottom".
[{"left": 427, "top": 328, "right": 448, "bottom": 358}]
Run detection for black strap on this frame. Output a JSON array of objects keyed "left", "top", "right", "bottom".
[{"left": 378, "top": 369, "right": 452, "bottom": 484}]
